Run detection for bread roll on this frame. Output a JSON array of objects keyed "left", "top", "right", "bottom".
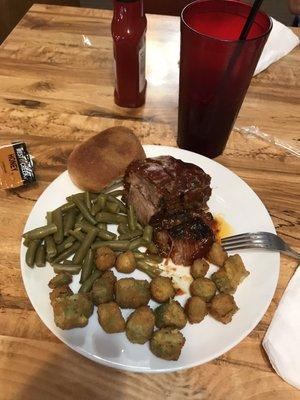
[{"left": 68, "top": 126, "right": 145, "bottom": 192}]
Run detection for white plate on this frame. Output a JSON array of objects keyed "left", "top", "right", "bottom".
[{"left": 20, "top": 145, "right": 279, "bottom": 373}]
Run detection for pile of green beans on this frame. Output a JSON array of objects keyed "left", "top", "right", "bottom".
[{"left": 23, "top": 177, "right": 162, "bottom": 288}]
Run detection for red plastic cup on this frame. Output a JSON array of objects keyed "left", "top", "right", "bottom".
[{"left": 177, "top": 0, "right": 272, "bottom": 158}]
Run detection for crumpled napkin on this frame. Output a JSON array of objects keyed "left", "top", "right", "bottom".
[
  {"left": 263, "top": 266, "right": 300, "bottom": 389},
  {"left": 255, "top": 18, "right": 299, "bottom": 75}
]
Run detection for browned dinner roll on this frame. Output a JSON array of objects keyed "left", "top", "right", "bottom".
[{"left": 67, "top": 126, "right": 145, "bottom": 192}]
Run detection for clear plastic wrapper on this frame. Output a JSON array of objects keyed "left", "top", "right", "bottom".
[{"left": 234, "top": 126, "right": 300, "bottom": 158}]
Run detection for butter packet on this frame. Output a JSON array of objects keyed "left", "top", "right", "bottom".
[{"left": 0, "top": 141, "right": 36, "bottom": 189}]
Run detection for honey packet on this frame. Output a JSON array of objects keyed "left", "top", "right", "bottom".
[{"left": 0, "top": 141, "right": 36, "bottom": 189}]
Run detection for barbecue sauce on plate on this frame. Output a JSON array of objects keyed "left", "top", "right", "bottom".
[{"left": 213, "top": 214, "right": 233, "bottom": 241}]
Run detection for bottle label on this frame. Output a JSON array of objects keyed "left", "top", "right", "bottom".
[{"left": 139, "top": 36, "right": 146, "bottom": 93}]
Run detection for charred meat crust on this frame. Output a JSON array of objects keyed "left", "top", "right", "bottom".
[
  {"left": 150, "top": 209, "right": 214, "bottom": 265},
  {"left": 123, "top": 156, "right": 212, "bottom": 225}
]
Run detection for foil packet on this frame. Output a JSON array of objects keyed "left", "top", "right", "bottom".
[{"left": 0, "top": 141, "right": 36, "bottom": 190}]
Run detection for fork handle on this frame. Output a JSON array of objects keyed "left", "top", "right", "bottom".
[{"left": 283, "top": 247, "right": 300, "bottom": 261}]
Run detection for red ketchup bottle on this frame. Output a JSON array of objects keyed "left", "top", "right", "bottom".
[{"left": 111, "top": 0, "right": 147, "bottom": 108}]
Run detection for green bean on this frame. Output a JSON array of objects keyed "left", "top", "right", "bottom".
[
  {"left": 79, "top": 269, "right": 101, "bottom": 293},
  {"left": 55, "top": 201, "right": 77, "bottom": 215},
  {"left": 118, "top": 229, "right": 143, "bottom": 241},
  {"left": 107, "top": 190, "right": 124, "bottom": 197},
  {"left": 105, "top": 201, "right": 120, "bottom": 213},
  {"left": 48, "top": 273, "right": 72, "bottom": 289},
  {"left": 53, "top": 209, "right": 64, "bottom": 244},
  {"left": 75, "top": 213, "right": 84, "bottom": 224},
  {"left": 75, "top": 220, "right": 116, "bottom": 241},
  {"left": 63, "top": 209, "right": 77, "bottom": 236},
  {"left": 84, "top": 191, "right": 92, "bottom": 212},
  {"left": 25, "top": 240, "right": 41, "bottom": 268},
  {"left": 80, "top": 249, "right": 94, "bottom": 283},
  {"left": 106, "top": 195, "right": 126, "bottom": 213},
  {"left": 90, "top": 192, "right": 99, "bottom": 200},
  {"left": 63, "top": 259, "right": 73, "bottom": 265},
  {"left": 68, "top": 229, "right": 85, "bottom": 242},
  {"left": 144, "top": 253, "right": 163, "bottom": 263},
  {"left": 91, "top": 195, "right": 106, "bottom": 216},
  {"left": 75, "top": 220, "right": 97, "bottom": 232},
  {"left": 127, "top": 205, "right": 137, "bottom": 232},
  {"left": 96, "top": 212, "right": 127, "bottom": 224},
  {"left": 136, "top": 260, "right": 161, "bottom": 279},
  {"left": 97, "top": 223, "right": 107, "bottom": 231},
  {"left": 46, "top": 211, "right": 53, "bottom": 225},
  {"left": 143, "top": 225, "right": 153, "bottom": 242},
  {"left": 35, "top": 244, "right": 46, "bottom": 267},
  {"left": 91, "top": 240, "right": 130, "bottom": 251},
  {"left": 52, "top": 241, "right": 80, "bottom": 263},
  {"left": 45, "top": 235, "right": 57, "bottom": 258},
  {"left": 66, "top": 192, "right": 84, "bottom": 202},
  {"left": 97, "top": 229, "right": 117, "bottom": 241},
  {"left": 72, "top": 228, "right": 98, "bottom": 265},
  {"left": 102, "top": 177, "right": 123, "bottom": 193},
  {"left": 52, "top": 263, "right": 82, "bottom": 275},
  {"left": 69, "top": 195, "right": 97, "bottom": 225},
  {"left": 23, "top": 237, "right": 31, "bottom": 247},
  {"left": 143, "top": 257, "right": 160, "bottom": 267},
  {"left": 117, "top": 223, "right": 129, "bottom": 234},
  {"left": 56, "top": 236, "right": 76, "bottom": 254},
  {"left": 146, "top": 241, "right": 159, "bottom": 255},
  {"left": 129, "top": 237, "right": 147, "bottom": 250},
  {"left": 132, "top": 250, "right": 146, "bottom": 259},
  {"left": 23, "top": 223, "right": 57, "bottom": 240}
]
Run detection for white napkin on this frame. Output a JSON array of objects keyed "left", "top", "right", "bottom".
[
  {"left": 255, "top": 18, "right": 299, "bottom": 75},
  {"left": 263, "top": 266, "right": 300, "bottom": 389}
]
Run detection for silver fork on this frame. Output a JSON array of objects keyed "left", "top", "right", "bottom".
[{"left": 221, "top": 231, "right": 300, "bottom": 260}]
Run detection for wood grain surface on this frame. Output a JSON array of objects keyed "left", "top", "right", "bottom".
[{"left": 0, "top": 5, "right": 299, "bottom": 400}]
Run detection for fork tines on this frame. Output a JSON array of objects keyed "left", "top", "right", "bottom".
[{"left": 221, "top": 232, "right": 273, "bottom": 251}]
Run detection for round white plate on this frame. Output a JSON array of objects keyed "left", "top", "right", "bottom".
[{"left": 20, "top": 145, "right": 279, "bottom": 373}]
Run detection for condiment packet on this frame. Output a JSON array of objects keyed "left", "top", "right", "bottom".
[{"left": 0, "top": 141, "right": 36, "bottom": 190}]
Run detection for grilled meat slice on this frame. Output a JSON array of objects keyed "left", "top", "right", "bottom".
[
  {"left": 123, "top": 156, "right": 212, "bottom": 225},
  {"left": 150, "top": 209, "right": 214, "bottom": 265}
]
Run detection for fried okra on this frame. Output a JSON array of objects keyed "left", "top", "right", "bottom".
[
  {"left": 190, "top": 259, "right": 209, "bottom": 279},
  {"left": 190, "top": 277, "right": 216, "bottom": 302},
  {"left": 92, "top": 270, "right": 116, "bottom": 305},
  {"left": 150, "top": 276, "right": 175, "bottom": 303},
  {"left": 184, "top": 296, "right": 207, "bottom": 324},
  {"left": 150, "top": 328, "right": 186, "bottom": 361},
  {"left": 155, "top": 300, "right": 187, "bottom": 329},
  {"left": 97, "top": 302, "right": 125, "bottom": 333},
  {"left": 211, "top": 255, "right": 249, "bottom": 294},
  {"left": 52, "top": 293, "right": 93, "bottom": 330},
  {"left": 223, "top": 255, "right": 250, "bottom": 288},
  {"left": 50, "top": 285, "right": 73, "bottom": 306},
  {"left": 95, "top": 246, "right": 116, "bottom": 271},
  {"left": 209, "top": 293, "right": 238, "bottom": 324},
  {"left": 115, "top": 278, "right": 150, "bottom": 309},
  {"left": 126, "top": 306, "right": 155, "bottom": 344},
  {"left": 116, "top": 251, "right": 136, "bottom": 274},
  {"left": 206, "top": 242, "right": 228, "bottom": 266},
  {"left": 211, "top": 268, "right": 236, "bottom": 294},
  {"left": 48, "top": 273, "right": 72, "bottom": 289}
]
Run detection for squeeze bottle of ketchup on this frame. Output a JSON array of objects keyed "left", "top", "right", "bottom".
[{"left": 111, "top": 0, "right": 147, "bottom": 108}]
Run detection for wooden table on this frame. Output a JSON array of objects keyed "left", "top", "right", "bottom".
[{"left": 0, "top": 5, "right": 299, "bottom": 400}]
